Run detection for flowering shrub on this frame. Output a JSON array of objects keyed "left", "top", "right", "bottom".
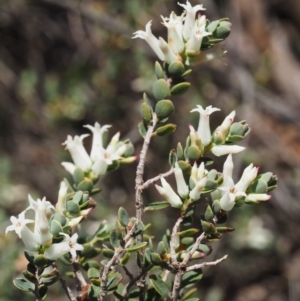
[{"left": 6, "top": 1, "right": 277, "bottom": 301}]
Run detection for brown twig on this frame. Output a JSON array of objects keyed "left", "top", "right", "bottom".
[
  {"left": 72, "top": 261, "right": 87, "bottom": 300},
  {"left": 170, "top": 216, "right": 184, "bottom": 266},
  {"left": 141, "top": 167, "right": 174, "bottom": 190},
  {"left": 181, "top": 232, "right": 206, "bottom": 266},
  {"left": 135, "top": 114, "right": 158, "bottom": 225},
  {"left": 51, "top": 263, "right": 76, "bottom": 301},
  {"left": 186, "top": 255, "right": 228, "bottom": 272}
]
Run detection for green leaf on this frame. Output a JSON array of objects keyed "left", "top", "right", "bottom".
[
  {"left": 33, "top": 255, "right": 48, "bottom": 268},
  {"left": 204, "top": 205, "right": 214, "bottom": 222},
  {"left": 23, "top": 270, "right": 37, "bottom": 283},
  {"left": 182, "top": 270, "right": 203, "bottom": 286},
  {"left": 143, "top": 92, "right": 153, "bottom": 109},
  {"left": 88, "top": 284, "right": 101, "bottom": 301},
  {"left": 145, "top": 201, "right": 170, "bottom": 211},
  {"left": 150, "top": 252, "right": 163, "bottom": 265},
  {"left": 82, "top": 260, "right": 100, "bottom": 270},
  {"left": 177, "top": 228, "right": 199, "bottom": 237},
  {"left": 153, "top": 79, "right": 170, "bottom": 100},
  {"left": 140, "top": 102, "right": 152, "bottom": 124},
  {"left": 182, "top": 288, "right": 197, "bottom": 300},
  {"left": 155, "top": 99, "right": 174, "bottom": 119},
  {"left": 216, "top": 227, "right": 234, "bottom": 233},
  {"left": 102, "top": 248, "right": 115, "bottom": 259},
  {"left": 138, "top": 122, "right": 147, "bottom": 138},
  {"left": 118, "top": 207, "right": 129, "bottom": 227},
  {"left": 168, "top": 149, "right": 177, "bottom": 167},
  {"left": 168, "top": 61, "right": 185, "bottom": 77},
  {"left": 50, "top": 220, "right": 63, "bottom": 236},
  {"left": 149, "top": 275, "right": 170, "bottom": 298},
  {"left": 170, "top": 82, "right": 190, "bottom": 96},
  {"left": 88, "top": 267, "right": 100, "bottom": 280},
  {"left": 107, "top": 271, "right": 122, "bottom": 291},
  {"left": 66, "top": 201, "right": 80, "bottom": 215},
  {"left": 157, "top": 241, "right": 166, "bottom": 255},
  {"left": 39, "top": 284, "right": 48, "bottom": 299},
  {"left": 197, "top": 244, "right": 212, "bottom": 255},
  {"left": 73, "top": 168, "right": 85, "bottom": 184},
  {"left": 13, "top": 278, "right": 33, "bottom": 292},
  {"left": 120, "top": 253, "right": 130, "bottom": 265},
  {"left": 126, "top": 242, "right": 148, "bottom": 253},
  {"left": 201, "top": 220, "right": 216, "bottom": 234},
  {"left": 155, "top": 124, "right": 177, "bottom": 136},
  {"left": 128, "top": 287, "right": 142, "bottom": 298},
  {"left": 181, "top": 69, "right": 192, "bottom": 77},
  {"left": 24, "top": 251, "right": 34, "bottom": 264},
  {"left": 155, "top": 61, "right": 165, "bottom": 79},
  {"left": 76, "top": 178, "right": 93, "bottom": 192}
]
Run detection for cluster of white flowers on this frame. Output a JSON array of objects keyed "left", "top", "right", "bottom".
[
  {"left": 62, "top": 122, "right": 136, "bottom": 177},
  {"left": 156, "top": 161, "right": 208, "bottom": 208},
  {"left": 190, "top": 105, "right": 245, "bottom": 156},
  {"left": 218, "top": 154, "right": 271, "bottom": 211},
  {"left": 155, "top": 104, "right": 271, "bottom": 210},
  {"left": 5, "top": 195, "right": 83, "bottom": 261},
  {"left": 132, "top": 1, "right": 211, "bottom": 64}
]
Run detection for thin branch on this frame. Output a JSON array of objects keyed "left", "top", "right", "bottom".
[
  {"left": 58, "top": 276, "right": 76, "bottom": 301},
  {"left": 141, "top": 168, "right": 174, "bottom": 190},
  {"left": 170, "top": 216, "right": 184, "bottom": 266},
  {"left": 122, "top": 265, "right": 134, "bottom": 281},
  {"left": 135, "top": 114, "right": 158, "bottom": 224},
  {"left": 171, "top": 271, "right": 184, "bottom": 301},
  {"left": 122, "top": 264, "right": 154, "bottom": 297},
  {"left": 186, "top": 254, "right": 228, "bottom": 272},
  {"left": 72, "top": 261, "right": 88, "bottom": 300},
  {"left": 52, "top": 263, "right": 76, "bottom": 301},
  {"left": 181, "top": 232, "right": 205, "bottom": 267},
  {"left": 98, "top": 223, "right": 138, "bottom": 301}
]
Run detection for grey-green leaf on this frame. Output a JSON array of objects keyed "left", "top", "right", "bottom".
[{"left": 149, "top": 275, "right": 170, "bottom": 298}]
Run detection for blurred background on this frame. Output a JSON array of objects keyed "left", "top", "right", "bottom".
[{"left": 0, "top": 0, "right": 300, "bottom": 300}]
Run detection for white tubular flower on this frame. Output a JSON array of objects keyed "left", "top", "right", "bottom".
[
  {"left": 61, "top": 162, "right": 76, "bottom": 175},
  {"left": 155, "top": 177, "right": 183, "bottom": 208},
  {"left": 178, "top": 1, "right": 206, "bottom": 41},
  {"left": 84, "top": 122, "right": 111, "bottom": 161},
  {"left": 5, "top": 211, "right": 34, "bottom": 238},
  {"left": 235, "top": 165, "right": 259, "bottom": 192},
  {"left": 220, "top": 191, "right": 235, "bottom": 211},
  {"left": 56, "top": 181, "right": 68, "bottom": 214},
  {"left": 219, "top": 177, "right": 246, "bottom": 211},
  {"left": 211, "top": 145, "right": 245, "bottom": 157},
  {"left": 186, "top": 15, "right": 211, "bottom": 52},
  {"left": 174, "top": 162, "right": 189, "bottom": 198},
  {"left": 28, "top": 195, "right": 54, "bottom": 246},
  {"left": 45, "top": 233, "right": 83, "bottom": 261},
  {"left": 219, "top": 110, "right": 236, "bottom": 135},
  {"left": 132, "top": 21, "right": 165, "bottom": 61},
  {"left": 189, "top": 176, "right": 207, "bottom": 201},
  {"left": 63, "top": 135, "right": 92, "bottom": 172},
  {"left": 190, "top": 162, "right": 206, "bottom": 188},
  {"left": 246, "top": 194, "right": 272, "bottom": 202},
  {"left": 159, "top": 37, "right": 178, "bottom": 64},
  {"left": 161, "top": 12, "right": 185, "bottom": 53},
  {"left": 222, "top": 154, "right": 234, "bottom": 186},
  {"left": 191, "top": 105, "right": 220, "bottom": 146},
  {"left": 6, "top": 212, "right": 40, "bottom": 251}
]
